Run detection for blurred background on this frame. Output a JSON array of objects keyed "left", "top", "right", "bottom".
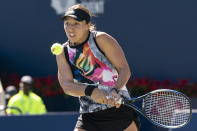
[{"left": 0, "top": 0, "right": 197, "bottom": 131}]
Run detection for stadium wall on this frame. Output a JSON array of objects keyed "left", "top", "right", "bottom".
[{"left": 0, "top": 0, "right": 197, "bottom": 81}]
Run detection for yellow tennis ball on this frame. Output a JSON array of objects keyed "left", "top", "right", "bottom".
[{"left": 51, "top": 43, "right": 63, "bottom": 55}]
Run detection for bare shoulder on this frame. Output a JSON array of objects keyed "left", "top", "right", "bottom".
[
  {"left": 96, "top": 32, "right": 116, "bottom": 42},
  {"left": 96, "top": 31, "right": 109, "bottom": 37},
  {"left": 95, "top": 31, "right": 119, "bottom": 49}
]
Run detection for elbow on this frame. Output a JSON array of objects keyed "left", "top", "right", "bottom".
[
  {"left": 58, "top": 75, "right": 72, "bottom": 94},
  {"left": 59, "top": 81, "right": 72, "bottom": 94}
]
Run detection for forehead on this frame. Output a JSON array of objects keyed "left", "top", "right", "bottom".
[{"left": 64, "top": 17, "right": 78, "bottom": 22}]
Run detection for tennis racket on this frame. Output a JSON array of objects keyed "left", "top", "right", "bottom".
[{"left": 119, "top": 89, "right": 192, "bottom": 128}]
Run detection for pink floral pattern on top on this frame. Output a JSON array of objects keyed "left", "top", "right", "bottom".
[
  {"left": 65, "top": 31, "right": 130, "bottom": 113},
  {"left": 67, "top": 42, "right": 118, "bottom": 86}
]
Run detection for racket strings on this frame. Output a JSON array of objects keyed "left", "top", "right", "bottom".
[{"left": 144, "top": 91, "right": 191, "bottom": 127}]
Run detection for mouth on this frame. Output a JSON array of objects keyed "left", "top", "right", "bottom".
[{"left": 68, "top": 33, "right": 76, "bottom": 38}]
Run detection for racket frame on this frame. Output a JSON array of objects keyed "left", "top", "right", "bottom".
[{"left": 122, "top": 89, "right": 192, "bottom": 129}]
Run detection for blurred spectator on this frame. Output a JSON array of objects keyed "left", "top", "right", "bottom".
[
  {"left": 0, "top": 79, "right": 5, "bottom": 115},
  {"left": 6, "top": 75, "right": 47, "bottom": 115},
  {"left": 5, "top": 85, "right": 17, "bottom": 104}
]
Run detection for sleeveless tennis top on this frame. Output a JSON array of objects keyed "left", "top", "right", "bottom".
[{"left": 64, "top": 31, "right": 130, "bottom": 113}]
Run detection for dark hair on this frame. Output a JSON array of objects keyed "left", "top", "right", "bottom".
[{"left": 64, "top": 4, "right": 96, "bottom": 31}]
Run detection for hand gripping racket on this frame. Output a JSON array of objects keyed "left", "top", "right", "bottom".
[{"left": 119, "top": 89, "right": 192, "bottom": 128}]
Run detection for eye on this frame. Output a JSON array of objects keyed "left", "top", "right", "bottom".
[
  {"left": 64, "top": 21, "right": 80, "bottom": 26},
  {"left": 73, "top": 22, "right": 80, "bottom": 26}
]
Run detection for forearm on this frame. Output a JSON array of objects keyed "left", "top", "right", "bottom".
[{"left": 115, "top": 66, "right": 131, "bottom": 89}]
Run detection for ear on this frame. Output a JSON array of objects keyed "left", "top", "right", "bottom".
[
  {"left": 88, "top": 22, "right": 91, "bottom": 27},
  {"left": 87, "top": 23, "right": 91, "bottom": 30}
]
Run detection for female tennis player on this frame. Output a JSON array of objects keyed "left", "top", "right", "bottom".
[{"left": 55, "top": 4, "right": 140, "bottom": 131}]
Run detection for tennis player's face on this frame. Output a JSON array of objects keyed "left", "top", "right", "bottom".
[{"left": 64, "top": 17, "right": 90, "bottom": 44}]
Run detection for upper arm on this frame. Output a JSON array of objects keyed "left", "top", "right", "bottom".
[
  {"left": 56, "top": 48, "right": 74, "bottom": 85},
  {"left": 95, "top": 32, "right": 130, "bottom": 72}
]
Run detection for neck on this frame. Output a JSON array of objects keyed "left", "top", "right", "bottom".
[{"left": 70, "top": 31, "right": 90, "bottom": 46}]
